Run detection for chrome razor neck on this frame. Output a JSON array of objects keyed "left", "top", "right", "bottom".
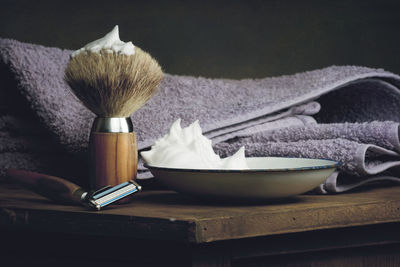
[{"left": 91, "top": 117, "right": 133, "bottom": 133}]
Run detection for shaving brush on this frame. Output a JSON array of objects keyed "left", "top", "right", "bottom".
[{"left": 65, "top": 44, "right": 163, "bottom": 190}]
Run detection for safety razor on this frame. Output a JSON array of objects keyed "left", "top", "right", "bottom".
[{"left": 6, "top": 169, "right": 141, "bottom": 210}]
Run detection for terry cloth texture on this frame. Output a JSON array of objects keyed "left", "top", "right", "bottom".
[
  {"left": 213, "top": 121, "right": 400, "bottom": 193},
  {"left": 1, "top": 37, "right": 400, "bottom": 193}
]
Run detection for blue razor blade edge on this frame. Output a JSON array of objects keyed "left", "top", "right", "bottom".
[
  {"left": 93, "top": 181, "right": 130, "bottom": 200},
  {"left": 99, "top": 188, "right": 138, "bottom": 207}
]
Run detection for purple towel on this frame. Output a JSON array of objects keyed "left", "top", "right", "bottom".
[
  {"left": 1, "top": 37, "right": 400, "bottom": 193},
  {"left": 213, "top": 121, "right": 400, "bottom": 193}
]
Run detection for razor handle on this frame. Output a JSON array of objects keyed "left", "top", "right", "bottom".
[
  {"left": 6, "top": 169, "right": 142, "bottom": 210},
  {"left": 88, "top": 117, "right": 138, "bottom": 192},
  {"left": 6, "top": 168, "right": 85, "bottom": 205}
]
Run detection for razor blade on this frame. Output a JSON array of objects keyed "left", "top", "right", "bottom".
[
  {"left": 5, "top": 168, "right": 142, "bottom": 211},
  {"left": 83, "top": 180, "right": 142, "bottom": 210}
]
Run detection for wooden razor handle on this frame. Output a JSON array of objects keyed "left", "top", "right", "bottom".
[
  {"left": 6, "top": 169, "right": 84, "bottom": 204},
  {"left": 89, "top": 132, "right": 138, "bottom": 190}
]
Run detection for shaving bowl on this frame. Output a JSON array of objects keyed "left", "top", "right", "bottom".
[{"left": 144, "top": 157, "right": 340, "bottom": 200}]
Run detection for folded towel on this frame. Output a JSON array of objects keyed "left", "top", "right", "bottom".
[
  {"left": 1, "top": 37, "right": 400, "bottom": 193},
  {"left": 0, "top": 38, "right": 319, "bottom": 156},
  {"left": 213, "top": 121, "right": 400, "bottom": 193},
  {"left": 0, "top": 114, "right": 88, "bottom": 185},
  {"left": 2, "top": 38, "right": 400, "bottom": 153}
]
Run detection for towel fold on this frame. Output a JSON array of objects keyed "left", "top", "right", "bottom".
[
  {"left": 215, "top": 124, "right": 400, "bottom": 174},
  {"left": 212, "top": 122, "right": 400, "bottom": 193},
  {"left": 1, "top": 37, "right": 400, "bottom": 193},
  {"left": 0, "top": 113, "right": 87, "bottom": 185}
]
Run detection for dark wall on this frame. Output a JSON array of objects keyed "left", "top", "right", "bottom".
[{"left": 1, "top": 0, "right": 399, "bottom": 78}]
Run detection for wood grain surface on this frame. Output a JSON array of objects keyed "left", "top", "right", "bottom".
[
  {"left": 0, "top": 183, "right": 399, "bottom": 244},
  {"left": 89, "top": 132, "right": 137, "bottom": 190}
]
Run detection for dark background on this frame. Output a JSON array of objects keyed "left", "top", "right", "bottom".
[{"left": 1, "top": 0, "right": 399, "bottom": 78}]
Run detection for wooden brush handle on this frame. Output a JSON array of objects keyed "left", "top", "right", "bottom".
[
  {"left": 5, "top": 169, "right": 84, "bottom": 204},
  {"left": 89, "top": 132, "right": 138, "bottom": 190}
]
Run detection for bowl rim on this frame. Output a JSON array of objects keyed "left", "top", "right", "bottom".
[{"left": 143, "top": 156, "right": 341, "bottom": 173}]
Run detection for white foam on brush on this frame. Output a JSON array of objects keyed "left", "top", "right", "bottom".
[{"left": 71, "top": 25, "right": 135, "bottom": 57}]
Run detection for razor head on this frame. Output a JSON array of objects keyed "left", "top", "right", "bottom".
[{"left": 86, "top": 180, "right": 142, "bottom": 210}]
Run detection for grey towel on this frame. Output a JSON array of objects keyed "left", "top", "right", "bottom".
[
  {"left": 1, "top": 37, "right": 400, "bottom": 192},
  {"left": 213, "top": 121, "right": 400, "bottom": 193},
  {"left": 0, "top": 114, "right": 88, "bottom": 185},
  {"left": 0, "top": 38, "right": 320, "bottom": 155}
]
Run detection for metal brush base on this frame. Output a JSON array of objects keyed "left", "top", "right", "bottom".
[{"left": 91, "top": 117, "right": 133, "bottom": 133}]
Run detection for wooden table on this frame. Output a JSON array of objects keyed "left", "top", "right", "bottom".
[{"left": 0, "top": 182, "right": 399, "bottom": 266}]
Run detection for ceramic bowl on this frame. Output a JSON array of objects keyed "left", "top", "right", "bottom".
[{"left": 144, "top": 157, "right": 340, "bottom": 200}]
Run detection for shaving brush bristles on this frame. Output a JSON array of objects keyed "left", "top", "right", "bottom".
[{"left": 64, "top": 47, "right": 163, "bottom": 117}]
